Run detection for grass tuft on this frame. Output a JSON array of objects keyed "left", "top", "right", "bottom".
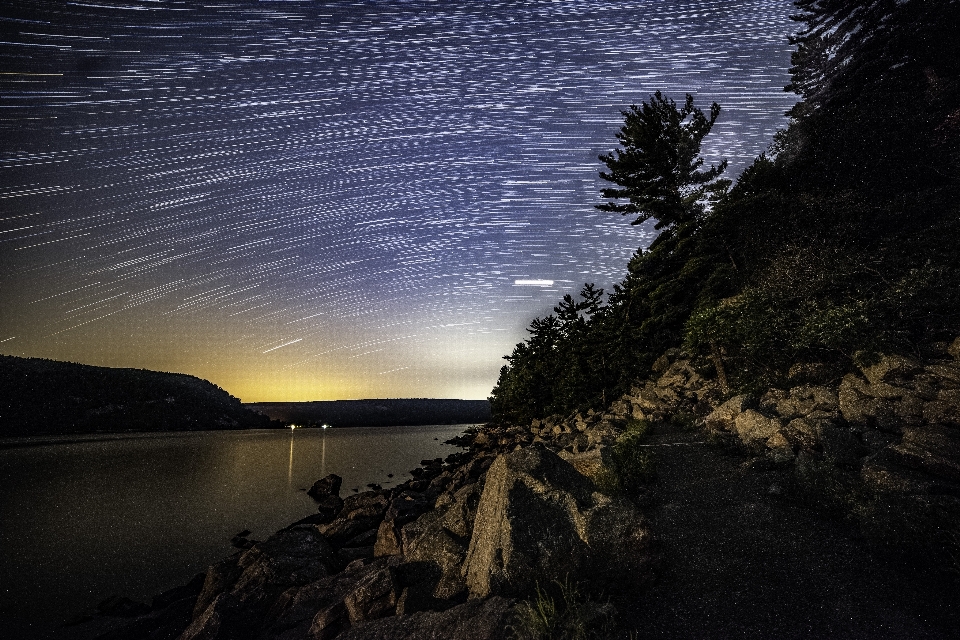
[
  {"left": 611, "top": 419, "right": 657, "bottom": 493},
  {"left": 510, "top": 578, "right": 617, "bottom": 640}
]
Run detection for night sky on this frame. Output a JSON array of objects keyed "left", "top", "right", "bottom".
[{"left": 0, "top": 0, "right": 797, "bottom": 402}]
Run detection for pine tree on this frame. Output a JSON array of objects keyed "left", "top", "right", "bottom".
[{"left": 597, "top": 92, "right": 729, "bottom": 231}]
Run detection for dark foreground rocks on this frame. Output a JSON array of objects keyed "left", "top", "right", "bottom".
[
  {"left": 64, "top": 337, "right": 960, "bottom": 639},
  {"left": 68, "top": 419, "right": 652, "bottom": 640}
]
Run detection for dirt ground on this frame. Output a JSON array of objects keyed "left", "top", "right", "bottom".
[{"left": 620, "top": 426, "right": 959, "bottom": 639}]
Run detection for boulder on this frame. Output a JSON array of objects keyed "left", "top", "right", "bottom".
[
  {"left": 334, "top": 596, "right": 515, "bottom": 640},
  {"left": 317, "top": 516, "right": 382, "bottom": 547},
  {"left": 185, "top": 528, "right": 338, "bottom": 636},
  {"left": 308, "top": 601, "right": 349, "bottom": 640},
  {"left": 342, "top": 491, "right": 389, "bottom": 520},
  {"left": 401, "top": 509, "right": 468, "bottom": 600},
  {"left": 181, "top": 592, "right": 249, "bottom": 640},
  {"left": 628, "top": 385, "right": 662, "bottom": 413},
  {"left": 923, "top": 400, "right": 960, "bottom": 425},
  {"left": 308, "top": 474, "right": 343, "bottom": 501},
  {"left": 732, "top": 410, "right": 784, "bottom": 447},
  {"left": 558, "top": 446, "right": 616, "bottom": 487},
  {"left": 765, "top": 431, "right": 794, "bottom": 458},
  {"left": 859, "top": 353, "right": 921, "bottom": 386},
  {"left": 902, "top": 424, "right": 960, "bottom": 460},
  {"left": 703, "top": 394, "right": 756, "bottom": 431},
  {"left": 385, "top": 491, "right": 432, "bottom": 527},
  {"left": 838, "top": 374, "right": 900, "bottom": 432},
  {"left": 783, "top": 418, "right": 836, "bottom": 451},
  {"left": 273, "top": 559, "right": 380, "bottom": 639},
  {"left": 374, "top": 519, "right": 403, "bottom": 557},
  {"left": 949, "top": 336, "right": 960, "bottom": 360},
  {"left": 315, "top": 493, "right": 345, "bottom": 522},
  {"left": 462, "top": 445, "right": 651, "bottom": 599},
  {"left": 437, "top": 482, "right": 482, "bottom": 540},
  {"left": 789, "top": 385, "right": 839, "bottom": 415},
  {"left": 344, "top": 565, "right": 400, "bottom": 624},
  {"left": 925, "top": 363, "right": 960, "bottom": 385},
  {"left": 229, "top": 525, "right": 340, "bottom": 608},
  {"left": 193, "top": 555, "right": 242, "bottom": 619}
]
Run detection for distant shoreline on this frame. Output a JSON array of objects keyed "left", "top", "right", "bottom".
[
  {"left": 245, "top": 398, "right": 491, "bottom": 428},
  {"left": 0, "top": 422, "right": 483, "bottom": 450}
]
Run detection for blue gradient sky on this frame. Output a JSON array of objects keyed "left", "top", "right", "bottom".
[{"left": 0, "top": 0, "right": 797, "bottom": 401}]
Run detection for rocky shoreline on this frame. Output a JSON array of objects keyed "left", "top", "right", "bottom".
[{"left": 64, "top": 339, "right": 960, "bottom": 639}]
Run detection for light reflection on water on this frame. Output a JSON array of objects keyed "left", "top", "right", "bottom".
[{"left": 0, "top": 425, "right": 469, "bottom": 639}]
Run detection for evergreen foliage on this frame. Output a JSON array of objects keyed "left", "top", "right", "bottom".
[
  {"left": 597, "top": 91, "right": 729, "bottom": 231},
  {"left": 490, "top": 0, "right": 960, "bottom": 423}
]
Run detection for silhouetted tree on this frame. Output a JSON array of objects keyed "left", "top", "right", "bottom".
[{"left": 597, "top": 92, "right": 729, "bottom": 231}]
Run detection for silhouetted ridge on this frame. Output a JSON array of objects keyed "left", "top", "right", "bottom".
[{"left": 0, "top": 355, "right": 272, "bottom": 437}]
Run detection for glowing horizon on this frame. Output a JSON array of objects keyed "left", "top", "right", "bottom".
[{"left": 0, "top": 1, "right": 798, "bottom": 403}]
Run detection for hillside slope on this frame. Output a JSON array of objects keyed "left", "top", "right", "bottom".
[{"left": 0, "top": 355, "right": 272, "bottom": 437}]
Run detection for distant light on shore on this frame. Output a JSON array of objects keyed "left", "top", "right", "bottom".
[{"left": 514, "top": 279, "right": 554, "bottom": 287}]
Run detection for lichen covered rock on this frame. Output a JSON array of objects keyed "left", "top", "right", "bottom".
[{"left": 462, "top": 444, "right": 652, "bottom": 599}]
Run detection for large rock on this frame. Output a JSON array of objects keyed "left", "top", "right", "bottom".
[
  {"left": 230, "top": 525, "right": 340, "bottom": 607},
  {"left": 186, "top": 525, "right": 340, "bottom": 639},
  {"left": 858, "top": 354, "right": 921, "bottom": 386},
  {"left": 435, "top": 481, "right": 482, "bottom": 540},
  {"left": 341, "top": 491, "right": 389, "bottom": 520},
  {"left": 732, "top": 409, "right": 784, "bottom": 447},
  {"left": 401, "top": 508, "right": 468, "bottom": 600},
  {"left": 902, "top": 424, "right": 960, "bottom": 460},
  {"left": 193, "top": 556, "right": 243, "bottom": 620},
  {"left": 308, "top": 474, "right": 343, "bottom": 501},
  {"left": 789, "top": 385, "right": 839, "bottom": 416},
  {"left": 374, "top": 519, "right": 403, "bottom": 557},
  {"left": 948, "top": 337, "right": 960, "bottom": 360},
  {"left": 344, "top": 565, "right": 400, "bottom": 624},
  {"left": 334, "top": 596, "right": 515, "bottom": 640},
  {"left": 558, "top": 446, "right": 616, "bottom": 487},
  {"left": 462, "top": 445, "right": 651, "bottom": 599},
  {"left": 314, "top": 494, "right": 345, "bottom": 522},
  {"left": 703, "top": 394, "right": 756, "bottom": 431},
  {"left": 838, "top": 374, "right": 900, "bottom": 432},
  {"left": 317, "top": 516, "right": 381, "bottom": 548}
]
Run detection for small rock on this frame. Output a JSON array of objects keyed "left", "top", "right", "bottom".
[
  {"left": 308, "top": 474, "right": 343, "bottom": 501},
  {"left": 948, "top": 336, "right": 960, "bottom": 360},
  {"left": 374, "top": 519, "right": 403, "bottom": 557}
]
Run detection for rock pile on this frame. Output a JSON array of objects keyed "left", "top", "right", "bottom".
[
  {"left": 698, "top": 343, "right": 960, "bottom": 502},
  {"left": 94, "top": 414, "right": 653, "bottom": 639},
  {"left": 71, "top": 339, "right": 960, "bottom": 639}
]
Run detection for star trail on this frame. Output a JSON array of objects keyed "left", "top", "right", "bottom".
[{"left": 0, "top": 0, "right": 797, "bottom": 402}]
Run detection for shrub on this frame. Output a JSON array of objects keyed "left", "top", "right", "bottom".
[
  {"left": 510, "top": 578, "right": 617, "bottom": 640},
  {"left": 611, "top": 419, "right": 657, "bottom": 492}
]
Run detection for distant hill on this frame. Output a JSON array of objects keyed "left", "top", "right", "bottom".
[
  {"left": 0, "top": 355, "right": 274, "bottom": 437},
  {"left": 246, "top": 399, "right": 491, "bottom": 428}
]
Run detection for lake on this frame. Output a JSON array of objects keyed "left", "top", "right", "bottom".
[{"left": 0, "top": 425, "right": 470, "bottom": 639}]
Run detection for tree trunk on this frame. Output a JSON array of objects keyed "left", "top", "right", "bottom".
[{"left": 710, "top": 341, "right": 730, "bottom": 396}]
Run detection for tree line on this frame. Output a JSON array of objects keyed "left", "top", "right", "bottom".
[{"left": 490, "top": 0, "right": 960, "bottom": 425}]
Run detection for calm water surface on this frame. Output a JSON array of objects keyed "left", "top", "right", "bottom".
[{"left": 0, "top": 425, "right": 469, "bottom": 639}]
